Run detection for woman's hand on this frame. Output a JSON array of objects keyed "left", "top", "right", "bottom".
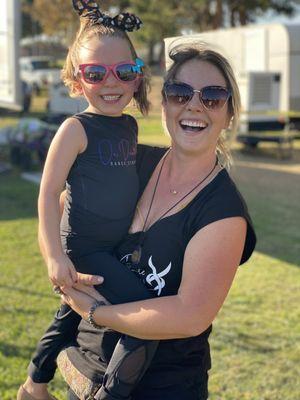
[
  {"left": 76, "top": 272, "right": 104, "bottom": 287},
  {"left": 73, "top": 281, "right": 109, "bottom": 304},
  {"left": 61, "top": 284, "right": 109, "bottom": 321}
]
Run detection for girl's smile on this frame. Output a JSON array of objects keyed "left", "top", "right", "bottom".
[{"left": 77, "top": 37, "right": 139, "bottom": 116}]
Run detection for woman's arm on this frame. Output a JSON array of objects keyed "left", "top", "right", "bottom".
[
  {"left": 38, "top": 118, "right": 86, "bottom": 287},
  {"left": 62, "top": 216, "right": 247, "bottom": 339}
]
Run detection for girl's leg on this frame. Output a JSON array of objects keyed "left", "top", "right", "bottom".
[
  {"left": 20, "top": 305, "right": 80, "bottom": 400},
  {"left": 27, "top": 248, "right": 151, "bottom": 384},
  {"left": 75, "top": 252, "right": 154, "bottom": 304},
  {"left": 28, "top": 304, "right": 81, "bottom": 383},
  {"left": 25, "top": 251, "right": 156, "bottom": 399},
  {"left": 74, "top": 252, "right": 160, "bottom": 400}
]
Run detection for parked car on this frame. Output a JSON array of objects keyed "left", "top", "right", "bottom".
[{"left": 20, "top": 56, "right": 61, "bottom": 94}]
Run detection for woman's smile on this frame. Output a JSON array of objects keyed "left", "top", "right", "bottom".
[
  {"left": 179, "top": 118, "right": 209, "bottom": 133},
  {"left": 164, "top": 59, "right": 230, "bottom": 153}
]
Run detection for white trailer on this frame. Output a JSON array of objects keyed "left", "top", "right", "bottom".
[
  {"left": 164, "top": 23, "right": 300, "bottom": 136},
  {"left": 0, "top": 0, "right": 82, "bottom": 116},
  {"left": 0, "top": 0, "right": 22, "bottom": 110}
]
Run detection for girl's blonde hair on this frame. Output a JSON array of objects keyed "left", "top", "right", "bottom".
[
  {"left": 163, "top": 43, "right": 241, "bottom": 166},
  {"left": 62, "top": 19, "right": 150, "bottom": 115}
]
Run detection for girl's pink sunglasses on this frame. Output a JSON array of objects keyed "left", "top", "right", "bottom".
[{"left": 76, "top": 58, "right": 144, "bottom": 84}]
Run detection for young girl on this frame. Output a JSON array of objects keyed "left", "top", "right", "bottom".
[{"left": 18, "top": 1, "right": 161, "bottom": 400}]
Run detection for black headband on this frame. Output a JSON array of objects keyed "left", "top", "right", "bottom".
[{"left": 72, "top": 0, "right": 142, "bottom": 32}]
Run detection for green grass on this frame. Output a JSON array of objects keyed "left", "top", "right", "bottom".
[
  {"left": 0, "top": 173, "right": 66, "bottom": 399},
  {"left": 210, "top": 253, "right": 300, "bottom": 400},
  {"left": 1, "top": 141, "right": 300, "bottom": 399}
]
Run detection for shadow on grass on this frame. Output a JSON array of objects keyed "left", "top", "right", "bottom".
[
  {"left": 232, "top": 150, "right": 300, "bottom": 267},
  {"left": 0, "top": 340, "right": 35, "bottom": 360},
  {"left": 214, "top": 331, "right": 281, "bottom": 354},
  {"left": 0, "top": 284, "right": 54, "bottom": 299},
  {"left": 0, "top": 172, "right": 39, "bottom": 221}
]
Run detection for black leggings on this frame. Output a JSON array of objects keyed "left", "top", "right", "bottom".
[{"left": 28, "top": 251, "right": 158, "bottom": 400}]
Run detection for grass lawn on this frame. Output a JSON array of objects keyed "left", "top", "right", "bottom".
[{"left": 1, "top": 79, "right": 300, "bottom": 399}]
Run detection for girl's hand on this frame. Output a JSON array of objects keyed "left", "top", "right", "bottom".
[
  {"left": 47, "top": 253, "right": 77, "bottom": 287},
  {"left": 60, "top": 286, "right": 109, "bottom": 320}
]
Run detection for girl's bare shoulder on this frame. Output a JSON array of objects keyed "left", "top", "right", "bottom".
[{"left": 54, "top": 117, "right": 87, "bottom": 153}]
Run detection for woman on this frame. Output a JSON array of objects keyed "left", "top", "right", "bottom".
[{"left": 58, "top": 44, "right": 256, "bottom": 400}]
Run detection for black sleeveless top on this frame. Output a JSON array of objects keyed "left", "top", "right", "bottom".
[
  {"left": 66, "top": 145, "right": 256, "bottom": 389},
  {"left": 60, "top": 112, "right": 139, "bottom": 257}
]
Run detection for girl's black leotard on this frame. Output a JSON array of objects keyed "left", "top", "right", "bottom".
[
  {"left": 60, "top": 112, "right": 139, "bottom": 257},
  {"left": 28, "top": 116, "right": 165, "bottom": 400}
]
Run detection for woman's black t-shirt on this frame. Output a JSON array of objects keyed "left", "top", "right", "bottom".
[{"left": 66, "top": 144, "right": 256, "bottom": 388}]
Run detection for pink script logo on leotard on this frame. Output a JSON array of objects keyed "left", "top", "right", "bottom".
[{"left": 98, "top": 138, "right": 137, "bottom": 166}]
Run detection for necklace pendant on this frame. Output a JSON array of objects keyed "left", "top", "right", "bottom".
[{"left": 131, "top": 245, "right": 142, "bottom": 265}]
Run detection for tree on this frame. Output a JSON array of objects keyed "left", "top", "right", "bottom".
[
  {"left": 130, "top": 0, "right": 208, "bottom": 63},
  {"left": 21, "top": 0, "right": 299, "bottom": 59},
  {"left": 24, "top": 0, "right": 80, "bottom": 43},
  {"left": 218, "top": 0, "right": 296, "bottom": 27},
  {"left": 179, "top": 0, "right": 297, "bottom": 29},
  {"left": 21, "top": 0, "right": 41, "bottom": 37}
]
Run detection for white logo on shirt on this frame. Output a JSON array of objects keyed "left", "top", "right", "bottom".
[
  {"left": 146, "top": 256, "right": 172, "bottom": 296},
  {"left": 120, "top": 253, "right": 132, "bottom": 263},
  {"left": 119, "top": 254, "right": 172, "bottom": 296}
]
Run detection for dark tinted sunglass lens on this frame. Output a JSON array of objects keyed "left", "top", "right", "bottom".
[
  {"left": 83, "top": 65, "right": 106, "bottom": 83},
  {"left": 116, "top": 64, "right": 137, "bottom": 81},
  {"left": 201, "top": 87, "right": 229, "bottom": 110},
  {"left": 164, "top": 84, "right": 192, "bottom": 105}
]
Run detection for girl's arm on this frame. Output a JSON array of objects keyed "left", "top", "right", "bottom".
[
  {"left": 38, "top": 190, "right": 66, "bottom": 260},
  {"left": 62, "top": 216, "right": 247, "bottom": 339},
  {"left": 38, "top": 117, "right": 86, "bottom": 287}
]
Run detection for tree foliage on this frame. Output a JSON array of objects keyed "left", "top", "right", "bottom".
[
  {"left": 21, "top": 0, "right": 41, "bottom": 37},
  {"left": 22, "top": 0, "right": 79, "bottom": 41},
  {"left": 226, "top": 0, "right": 296, "bottom": 26},
  {"left": 22, "top": 0, "right": 299, "bottom": 60}
]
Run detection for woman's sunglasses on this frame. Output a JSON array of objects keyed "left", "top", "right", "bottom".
[
  {"left": 76, "top": 58, "right": 144, "bottom": 84},
  {"left": 163, "top": 81, "right": 231, "bottom": 111}
]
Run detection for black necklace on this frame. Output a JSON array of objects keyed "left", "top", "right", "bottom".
[{"left": 130, "top": 151, "right": 218, "bottom": 265}]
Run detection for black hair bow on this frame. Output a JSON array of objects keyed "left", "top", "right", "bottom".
[{"left": 72, "top": 0, "right": 142, "bottom": 32}]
